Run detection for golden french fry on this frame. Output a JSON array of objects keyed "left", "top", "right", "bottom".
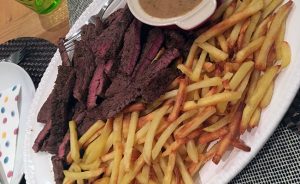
[
  {"left": 260, "top": 81, "right": 274, "bottom": 108},
  {"left": 241, "top": 66, "right": 279, "bottom": 133},
  {"left": 152, "top": 110, "right": 197, "bottom": 160},
  {"left": 63, "top": 168, "right": 105, "bottom": 180},
  {"left": 203, "top": 62, "right": 216, "bottom": 73},
  {"left": 153, "top": 162, "right": 164, "bottom": 184},
  {"left": 186, "top": 140, "right": 198, "bottom": 163},
  {"left": 79, "top": 159, "right": 101, "bottom": 171},
  {"left": 203, "top": 115, "right": 230, "bottom": 132},
  {"left": 117, "top": 159, "right": 125, "bottom": 184},
  {"left": 101, "top": 151, "right": 114, "bottom": 162},
  {"left": 242, "top": 12, "right": 261, "bottom": 48},
  {"left": 191, "top": 51, "right": 207, "bottom": 81},
  {"left": 256, "top": 1, "right": 293, "bottom": 70},
  {"left": 237, "top": 18, "right": 251, "bottom": 50},
  {"left": 160, "top": 77, "right": 222, "bottom": 101},
  {"left": 121, "top": 154, "right": 145, "bottom": 184},
  {"left": 262, "top": 0, "right": 284, "bottom": 19},
  {"left": 185, "top": 44, "right": 199, "bottom": 68},
  {"left": 263, "top": 0, "right": 273, "bottom": 7},
  {"left": 123, "top": 103, "right": 145, "bottom": 114},
  {"left": 281, "top": 41, "right": 291, "bottom": 68},
  {"left": 104, "top": 132, "right": 113, "bottom": 154},
  {"left": 84, "top": 119, "right": 113, "bottom": 164},
  {"left": 79, "top": 120, "right": 105, "bottom": 147},
  {"left": 176, "top": 154, "right": 194, "bottom": 184},
  {"left": 82, "top": 128, "right": 103, "bottom": 150},
  {"left": 197, "top": 92, "right": 242, "bottom": 107},
  {"left": 177, "top": 64, "right": 194, "bottom": 79},
  {"left": 229, "top": 61, "right": 254, "bottom": 90},
  {"left": 195, "top": 0, "right": 264, "bottom": 44},
  {"left": 246, "top": 70, "right": 260, "bottom": 103},
  {"left": 223, "top": 0, "right": 236, "bottom": 19},
  {"left": 217, "top": 34, "right": 229, "bottom": 53},
  {"left": 227, "top": 21, "right": 243, "bottom": 50},
  {"left": 69, "top": 121, "right": 80, "bottom": 163},
  {"left": 198, "top": 42, "right": 229, "bottom": 62},
  {"left": 168, "top": 78, "right": 188, "bottom": 122},
  {"left": 163, "top": 153, "right": 176, "bottom": 184},
  {"left": 135, "top": 122, "right": 150, "bottom": 143},
  {"left": 143, "top": 105, "right": 170, "bottom": 164},
  {"left": 198, "top": 127, "right": 229, "bottom": 144},
  {"left": 275, "top": 20, "right": 286, "bottom": 60},
  {"left": 122, "top": 114, "right": 130, "bottom": 140},
  {"left": 124, "top": 111, "right": 139, "bottom": 171},
  {"left": 236, "top": 36, "right": 265, "bottom": 63},
  {"left": 232, "top": 139, "right": 251, "bottom": 152},
  {"left": 249, "top": 108, "right": 262, "bottom": 128},
  {"left": 110, "top": 114, "right": 123, "bottom": 184},
  {"left": 176, "top": 106, "right": 216, "bottom": 139},
  {"left": 252, "top": 14, "right": 274, "bottom": 41}
]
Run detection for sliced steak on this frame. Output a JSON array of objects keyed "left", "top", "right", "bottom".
[
  {"left": 133, "top": 28, "right": 164, "bottom": 77},
  {"left": 87, "top": 61, "right": 109, "bottom": 109},
  {"left": 37, "top": 92, "right": 53, "bottom": 124},
  {"left": 141, "top": 68, "right": 180, "bottom": 102},
  {"left": 32, "top": 120, "right": 52, "bottom": 152},
  {"left": 73, "top": 42, "right": 95, "bottom": 103},
  {"left": 87, "top": 87, "right": 139, "bottom": 120},
  {"left": 92, "top": 7, "right": 133, "bottom": 60},
  {"left": 42, "top": 66, "right": 76, "bottom": 154},
  {"left": 104, "top": 8, "right": 125, "bottom": 26},
  {"left": 105, "top": 74, "right": 131, "bottom": 98},
  {"left": 119, "top": 19, "right": 142, "bottom": 75},
  {"left": 51, "top": 156, "right": 65, "bottom": 184},
  {"left": 57, "top": 132, "right": 70, "bottom": 159},
  {"left": 164, "top": 30, "right": 186, "bottom": 50}
]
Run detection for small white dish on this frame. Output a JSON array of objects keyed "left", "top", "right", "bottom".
[
  {"left": 127, "top": 0, "right": 217, "bottom": 30},
  {"left": 0, "top": 62, "right": 35, "bottom": 184}
]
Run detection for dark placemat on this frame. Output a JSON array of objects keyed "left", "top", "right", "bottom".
[{"left": 0, "top": 37, "right": 57, "bottom": 88}]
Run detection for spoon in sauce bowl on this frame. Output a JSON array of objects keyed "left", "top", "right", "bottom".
[{"left": 127, "top": 0, "right": 217, "bottom": 30}]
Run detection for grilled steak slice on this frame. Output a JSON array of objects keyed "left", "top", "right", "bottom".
[
  {"left": 42, "top": 66, "right": 76, "bottom": 154},
  {"left": 37, "top": 92, "right": 53, "bottom": 124},
  {"left": 104, "top": 8, "right": 125, "bottom": 26},
  {"left": 73, "top": 42, "right": 95, "bottom": 103},
  {"left": 141, "top": 68, "right": 180, "bottom": 102},
  {"left": 57, "top": 132, "right": 70, "bottom": 159},
  {"left": 133, "top": 28, "right": 164, "bottom": 77},
  {"left": 32, "top": 120, "right": 52, "bottom": 152},
  {"left": 164, "top": 30, "right": 186, "bottom": 50},
  {"left": 105, "top": 74, "right": 131, "bottom": 98},
  {"left": 87, "top": 61, "right": 109, "bottom": 109},
  {"left": 51, "top": 156, "right": 65, "bottom": 184},
  {"left": 92, "top": 7, "right": 133, "bottom": 60},
  {"left": 119, "top": 19, "right": 142, "bottom": 75}
]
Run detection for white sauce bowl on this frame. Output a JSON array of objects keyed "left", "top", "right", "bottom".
[{"left": 127, "top": 0, "right": 217, "bottom": 30}]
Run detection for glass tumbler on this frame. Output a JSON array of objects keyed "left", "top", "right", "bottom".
[{"left": 15, "top": 0, "right": 62, "bottom": 14}]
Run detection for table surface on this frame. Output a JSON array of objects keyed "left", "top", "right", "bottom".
[{"left": 0, "top": 0, "right": 70, "bottom": 45}]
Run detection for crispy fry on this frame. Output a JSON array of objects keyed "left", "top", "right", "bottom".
[
  {"left": 195, "top": 0, "right": 264, "bottom": 44},
  {"left": 252, "top": 14, "right": 274, "bottom": 41},
  {"left": 160, "top": 77, "right": 222, "bottom": 101},
  {"left": 79, "top": 159, "right": 101, "bottom": 171},
  {"left": 262, "top": 0, "right": 284, "bottom": 19},
  {"left": 223, "top": 1, "right": 236, "bottom": 19},
  {"left": 93, "top": 177, "right": 110, "bottom": 184},
  {"left": 197, "top": 92, "right": 242, "bottom": 107},
  {"left": 84, "top": 119, "right": 113, "bottom": 164},
  {"left": 237, "top": 18, "right": 251, "bottom": 49},
  {"left": 177, "top": 64, "right": 194, "bottom": 79},
  {"left": 176, "top": 154, "right": 194, "bottom": 184},
  {"left": 143, "top": 105, "right": 170, "bottom": 164},
  {"left": 260, "top": 81, "right": 274, "bottom": 108},
  {"left": 123, "top": 103, "right": 145, "bottom": 113},
  {"left": 175, "top": 106, "right": 216, "bottom": 139},
  {"left": 275, "top": 20, "right": 286, "bottom": 60},
  {"left": 69, "top": 121, "right": 80, "bottom": 163},
  {"left": 191, "top": 51, "right": 207, "bottom": 81},
  {"left": 152, "top": 110, "right": 197, "bottom": 160},
  {"left": 163, "top": 153, "right": 176, "bottom": 184},
  {"left": 217, "top": 34, "right": 229, "bottom": 53},
  {"left": 236, "top": 36, "right": 265, "bottom": 63},
  {"left": 249, "top": 108, "right": 262, "bottom": 128},
  {"left": 199, "top": 127, "right": 229, "bottom": 144},
  {"left": 198, "top": 42, "right": 228, "bottom": 62},
  {"left": 256, "top": 1, "right": 293, "bottom": 70},
  {"left": 185, "top": 44, "right": 199, "bottom": 68},
  {"left": 186, "top": 140, "right": 198, "bottom": 163},
  {"left": 229, "top": 61, "right": 254, "bottom": 90},
  {"left": 232, "top": 139, "right": 251, "bottom": 152},
  {"left": 213, "top": 103, "right": 244, "bottom": 164},
  {"left": 241, "top": 66, "right": 279, "bottom": 132},
  {"left": 246, "top": 70, "right": 260, "bottom": 103},
  {"left": 121, "top": 154, "right": 145, "bottom": 184},
  {"left": 64, "top": 168, "right": 105, "bottom": 180},
  {"left": 168, "top": 77, "right": 188, "bottom": 122},
  {"left": 242, "top": 12, "right": 261, "bottom": 48},
  {"left": 227, "top": 21, "right": 243, "bottom": 50},
  {"left": 281, "top": 41, "right": 291, "bottom": 68},
  {"left": 152, "top": 162, "right": 164, "bottom": 184}
]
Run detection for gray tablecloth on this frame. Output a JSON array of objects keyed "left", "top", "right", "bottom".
[{"left": 67, "top": 1, "right": 300, "bottom": 183}]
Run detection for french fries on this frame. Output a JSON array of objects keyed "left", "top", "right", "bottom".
[
  {"left": 255, "top": 1, "right": 293, "bottom": 70},
  {"left": 63, "top": 1, "right": 293, "bottom": 183}
]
